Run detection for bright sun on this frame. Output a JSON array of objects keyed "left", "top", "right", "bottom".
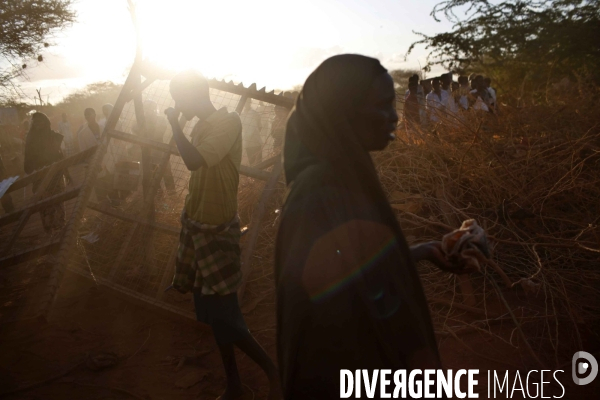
[{"left": 131, "top": 0, "right": 337, "bottom": 90}]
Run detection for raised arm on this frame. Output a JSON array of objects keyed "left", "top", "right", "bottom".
[{"left": 165, "top": 107, "right": 207, "bottom": 171}]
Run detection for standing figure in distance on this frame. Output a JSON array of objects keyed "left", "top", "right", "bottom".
[
  {"left": 441, "top": 73, "right": 458, "bottom": 118},
  {"left": 240, "top": 101, "right": 263, "bottom": 165},
  {"left": 403, "top": 75, "right": 421, "bottom": 144},
  {"left": 133, "top": 100, "right": 176, "bottom": 194},
  {"left": 457, "top": 75, "right": 470, "bottom": 111},
  {"left": 77, "top": 108, "right": 101, "bottom": 152},
  {"left": 419, "top": 78, "right": 432, "bottom": 128},
  {"left": 58, "top": 113, "right": 75, "bottom": 157},
  {"left": 23, "top": 112, "right": 71, "bottom": 234},
  {"left": 76, "top": 108, "right": 114, "bottom": 203},
  {"left": 469, "top": 75, "right": 492, "bottom": 113},
  {"left": 0, "top": 152, "right": 15, "bottom": 214},
  {"left": 426, "top": 77, "right": 446, "bottom": 124},
  {"left": 484, "top": 77, "right": 497, "bottom": 111},
  {"left": 98, "top": 103, "right": 113, "bottom": 132}
]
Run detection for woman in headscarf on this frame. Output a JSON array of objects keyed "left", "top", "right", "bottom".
[
  {"left": 275, "top": 55, "right": 460, "bottom": 399},
  {"left": 24, "top": 112, "right": 70, "bottom": 234}
]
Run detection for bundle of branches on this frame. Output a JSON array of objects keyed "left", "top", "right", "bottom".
[{"left": 384, "top": 94, "right": 600, "bottom": 368}]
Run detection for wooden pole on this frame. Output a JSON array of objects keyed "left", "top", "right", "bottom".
[
  {"left": 108, "top": 129, "right": 273, "bottom": 181},
  {"left": 0, "top": 240, "right": 62, "bottom": 269},
  {"left": 108, "top": 115, "right": 186, "bottom": 279},
  {"left": 37, "top": 61, "right": 141, "bottom": 320},
  {"left": 3, "top": 146, "right": 97, "bottom": 197},
  {"left": 155, "top": 245, "right": 178, "bottom": 301},
  {"left": 235, "top": 94, "right": 249, "bottom": 114},
  {"left": 1, "top": 163, "right": 63, "bottom": 253},
  {"left": 87, "top": 201, "right": 179, "bottom": 236},
  {"left": 0, "top": 186, "right": 82, "bottom": 229}
]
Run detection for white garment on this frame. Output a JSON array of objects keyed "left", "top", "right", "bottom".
[
  {"left": 458, "top": 86, "right": 470, "bottom": 110},
  {"left": 77, "top": 123, "right": 100, "bottom": 152},
  {"left": 98, "top": 117, "right": 107, "bottom": 131},
  {"left": 58, "top": 121, "right": 72, "bottom": 140},
  {"left": 487, "top": 87, "right": 497, "bottom": 110},
  {"left": 470, "top": 90, "right": 490, "bottom": 112},
  {"left": 426, "top": 91, "right": 446, "bottom": 122},
  {"left": 58, "top": 121, "right": 74, "bottom": 156},
  {"left": 99, "top": 116, "right": 125, "bottom": 133},
  {"left": 240, "top": 109, "right": 263, "bottom": 149},
  {"left": 442, "top": 89, "right": 458, "bottom": 115},
  {"left": 487, "top": 87, "right": 497, "bottom": 103},
  {"left": 77, "top": 122, "right": 115, "bottom": 176}
]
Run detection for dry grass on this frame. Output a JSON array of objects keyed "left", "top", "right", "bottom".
[{"left": 239, "top": 94, "right": 600, "bottom": 369}]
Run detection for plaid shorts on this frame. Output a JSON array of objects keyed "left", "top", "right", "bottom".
[{"left": 173, "top": 212, "right": 243, "bottom": 295}]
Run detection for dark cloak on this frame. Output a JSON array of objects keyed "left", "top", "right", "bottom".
[
  {"left": 275, "top": 55, "right": 442, "bottom": 399},
  {"left": 24, "top": 112, "right": 64, "bottom": 175}
]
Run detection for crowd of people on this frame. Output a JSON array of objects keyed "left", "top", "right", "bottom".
[
  {"left": 0, "top": 101, "right": 171, "bottom": 225},
  {"left": 403, "top": 72, "right": 497, "bottom": 133}
]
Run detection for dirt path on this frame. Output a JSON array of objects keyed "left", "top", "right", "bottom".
[{"left": 1, "top": 269, "right": 598, "bottom": 399}]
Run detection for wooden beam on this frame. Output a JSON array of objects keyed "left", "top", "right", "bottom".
[
  {"left": 235, "top": 94, "right": 249, "bottom": 114},
  {"left": 155, "top": 245, "right": 178, "bottom": 301},
  {"left": 0, "top": 186, "right": 82, "bottom": 229},
  {"left": 252, "top": 154, "right": 279, "bottom": 170},
  {"left": 109, "top": 129, "right": 174, "bottom": 154},
  {"left": 0, "top": 240, "right": 61, "bottom": 268},
  {"left": 67, "top": 266, "right": 196, "bottom": 322},
  {"left": 38, "top": 58, "right": 142, "bottom": 320},
  {"left": 2, "top": 163, "right": 63, "bottom": 254},
  {"left": 108, "top": 115, "right": 186, "bottom": 280},
  {"left": 4, "top": 146, "right": 97, "bottom": 196},
  {"left": 239, "top": 165, "right": 273, "bottom": 181},
  {"left": 108, "top": 129, "right": 273, "bottom": 181},
  {"left": 86, "top": 202, "right": 179, "bottom": 236},
  {"left": 128, "top": 77, "right": 157, "bottom": 101}
]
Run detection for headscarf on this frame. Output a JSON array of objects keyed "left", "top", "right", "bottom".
[
  {"left": 282, "top": 54, "right": 440, "bottom": 369},
  {"left": 24, "top": 112, "right": 64, "bottom": 174},
  {"left": 284, "top": 54, "right": 404, "bottom": 240}
]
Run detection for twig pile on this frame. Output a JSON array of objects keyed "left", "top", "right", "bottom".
[
  {"left": 240, "top": 95, "right": 600, "bottom": 369},
  {"left": 376, "top": 96, "right": 600, "bottom": 368}
]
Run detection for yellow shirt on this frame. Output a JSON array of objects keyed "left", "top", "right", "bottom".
[{"left": 185, "top": 108, "right": 242, "bottom": 225}]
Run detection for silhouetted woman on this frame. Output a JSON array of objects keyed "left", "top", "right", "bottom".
[
  {"left": 24, "top": 112, "right": 70, "bottom": 234},
  {"left": 275, "top": 55, "right": 453, "bottom": 399}
]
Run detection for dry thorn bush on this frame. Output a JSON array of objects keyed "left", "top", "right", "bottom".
[{"left": 239, "top": 93, "right": 600, "bottom": 369}]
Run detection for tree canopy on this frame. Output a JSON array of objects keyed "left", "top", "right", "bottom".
[
  {"left": 1, "top": 0, "right": 76, "bottom": 102},
  {"left": 56, "top": 81, "right": 122, "bottom": 117},
  {"left": 408, "top": 0, "right": 600, "bottom": 88}
]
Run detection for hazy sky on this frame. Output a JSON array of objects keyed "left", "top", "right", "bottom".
[{"left": 16, "top": 0, "right": 455, "bottom": 104}]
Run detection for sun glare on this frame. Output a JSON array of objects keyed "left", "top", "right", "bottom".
[{"left": 131, "top": 0, "right": 340, "bottom": 90}]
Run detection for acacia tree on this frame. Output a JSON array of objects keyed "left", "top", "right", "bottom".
[
  {"left": 407, "top": 0, "right": 600, "bottom": 94},
  {"left": 0, "top": 0, "right": 76, "bottom": 102}
]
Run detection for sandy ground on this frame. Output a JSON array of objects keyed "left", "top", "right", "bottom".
[{"left": 1, "top": 265, "right": 599, "bottom": 399}]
